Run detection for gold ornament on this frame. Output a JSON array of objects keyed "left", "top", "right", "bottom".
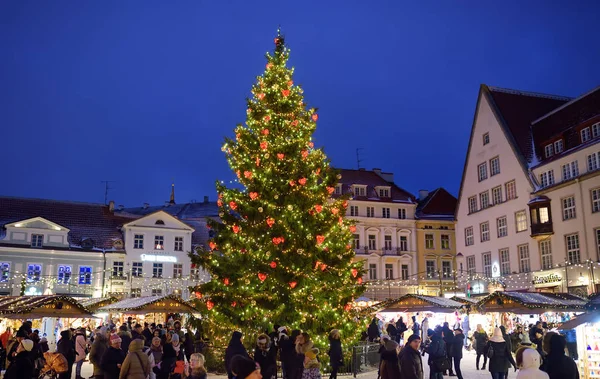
[
  {"left": 287, "top": 205, "right": 293, "bottom": 210},
  {"left": 258, "top": 207, "right": 263, "bottom": 212},
  {"left": 274, "top": 195, "right": 279, "bottom": 199}
]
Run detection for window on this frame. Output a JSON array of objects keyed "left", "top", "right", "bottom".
[
  {"left": 490, "top": 156, "right": 500, "bottom": 176},
  {"left": 442, "top": 261, "right": 452, "bottom": 279},
  {"left": 439, "top": 226, "right": 449, "bottom": 230},
  {"left": 592, "top": 188, "right": 600, "bottom": 213},
  {"left": 491, "top": 186, "right": 502, "bottom": 205},
  {"left": 562, "top": 161, "right": 579, "bottom": 181},
  {"left": 480, "top": 222, "right": 490, "bottom": 242},
  {"left": 382, "top": 207, "right": 390, "bottom": 218},
  {"left": 539, "top": 207, "right": 549, "bottom": 223},
  {"left": 480, "top": 191, "right": 489, "bottom": 209},
  {"left": 368, "top": 235, "right": 376, "bottom": 250},
  {"left": 131, "top": 288, "right": 141, "bottom": 298},
  {"left": 399, "top": 236, "right": 408, "bottom": 251},
  {"left": 478, "top": 162, "right": 488, "bottom": 182},
  {"left": 350, "top": 205, "right": 358, "bottom": 217},
  {"left": 0, "top": 262, "right": 10, "bottom": 282},
  {"left": 151, "top": 288, "right": 162, "bottom": 296},
  {"left": 515, "top": 210, "right": 527, "bottom": 232},
  {"left": 79, "top": 266, "right": 92, "bottom": 285},
  {"left": 596, "top": 229, "right": 600, "bottom": 260},
  {"left": 425, "top": 234, "right": 434, "bottom": 249},
  {"left": 593, "top": 123, "right": 600, "bottom": 138},
  {"left": 385, "top": 264, "right": 393, "bottom": 279},
  {"left": 155, "top": 220, "right": 165, "bottom": 225},
  {"left": 401, "top": 265, "right": 409, "bottom": 280},
  {"left": 27, "top": 264, "right": 42, "bottom": 282},
  {"left": 518, "top": 244, "right": 530, "bottom": 273},
  {"left": 353, "top": 234, "right": 360, "bottom": 249},
  {"left": 354, "top": 186, "right": 366, "bottom": 196},
  {"left": 544, "top": 144, "right": 554, "bottom": 158},
  {"left": 465, "top": 227, "right": 474, "bottom": 246},
  {"left": 153, "top": 263, "right": 163, "bottom": 278},
  {"left": 540, "top": 240, "right": 553, "bottom": 270},
  {"left": 31, "top": 234, "right": 43, "bottom": 248},
  {"left": 581, "top": 127, "right": 591, "bottom": 143},
  {"left": 334, "top": 185, "right": 342, "bottom": 195},
  {"left": 441, "top": 235, "right": 450, "bottom": 249},
  {"left": 174, "top": 237, "right": 184, "bottom": 251},
  {"left": 57, "top": 265, "right": 72, "bottom": 284},
  {"left": 497, "top": 216, "right": 508, "bottom": 238},
  {"left": 398, "top": 209, "right": 406, "bottom": 219},
  {"left": 483, "top": 132, "right": 490, "bottom": 145},
  {"left": 554, "top": 140, "right": 564, "bottom": 154},
  {"left": 500, "top": 248, "right": 510, "bottom": 276},
  {"left": 134, "top": 234, "right": 144, "bottom": 249},
  {"left": 369, "top": 264, "right": 377, "bottom": 280},
  {"left": 154, "top": 235, "right": 164, "bottom": 250},
  {"left": 132, "top": 262, "right": 143, "bottom": 277},
  {"left": 540, "top": 170, "right": 555, "bottom": 188},
  {"left": 384, "top": 235, "right": 392, "bottom": 250},
  {"left": 566, "top": 234, "right": 581, "bottom": 264},
  {"left": 468, "top": 196, "right": 477, "bottom": 214},
  {"left": 424, "top": 225, "right": 433, "bottom": 229},
  {"left": 190, "top": 264, "right": 201, "bottom": 280},
  {"left": 483, "top": 253, "right": 491, "bottom": 277},
  {"left": 588, "top": 152, "right": 600, "bottom": 172},
  {"left": 505, "top": 181, "right": 516, "bottom": 200},
  {"left": 426, "top": 261, "right": 436, "bottom": 278},
  {"left": 379, "top": 188, "right": 390, "bottom": 197},
  {"left": 467, "top": 256, "right": 476, "bottom": 275},
  {"left": 366, "top": 207, "right": 374, "bottom": 218},
  {"left": 173, "top": 263, "right": 183, "bottom": 278},
  {"left": 562, "top": 196, "right": 576, "bottom": 220}
]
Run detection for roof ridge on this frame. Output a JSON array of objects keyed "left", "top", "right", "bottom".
[
  {"left": 0, "top": 195, "right": 105, "bottom": 207},
  {"left": 531, "top": 85, "right": 600, "bottom": 125},
  {"left": 487, "top": 86, "right": 572, "bottom": 102}
]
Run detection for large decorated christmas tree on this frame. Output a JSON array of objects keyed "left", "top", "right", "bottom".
[{"left": 190, "top": 30, "right": 365, "bottom": 349}]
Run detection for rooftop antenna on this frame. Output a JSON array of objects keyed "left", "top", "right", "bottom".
[
  {"left": 356, "top": 148, "right": 364, "bottom": 169},
  {"left": 100, "top": 181, "right": 115, "bottom": 205}
]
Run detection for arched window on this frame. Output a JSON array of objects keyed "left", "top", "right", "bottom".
[{"left": 155, "top": 220, "right": 165, "bottom": 225}]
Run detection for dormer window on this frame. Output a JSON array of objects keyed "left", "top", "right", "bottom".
[
  {"left": 334, "top": 184, "right": 342, "bottom": 195},
  {"left": 554, "top": 139, "right": 563, "bottom": 154},
  {"left": 581, "top": 127, "right": 591, "bottom": 143},
  {"left": 593, "top": 122, "right": 600, "bottom": 138},
  {"left": 31, "top": 234, "right": 43, "bottom": 248},
  {"left": 544, "top": 144, "right": 554, "bottom": 158},
  {"left": 352, "top": 185, "right": 366, "bottom": 197},
  {"left": 155, "top": 220, "right": 165, "bottom": 225},
  {"left": 113, "top": 239, "right": 124, "bottom": 249},
  {"left": 376, "top": 186, "right": 391, "bottom": 198},
  {"left": 81, "top": 238, "right": 95, "bottom": 249}
]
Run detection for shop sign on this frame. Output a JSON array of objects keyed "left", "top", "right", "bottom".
[
  {"left": 141, "top": 254, "right": 177, "bottom": 263},
  {"left": 533, "top": 273, "right": 562, "bottom": 287}
]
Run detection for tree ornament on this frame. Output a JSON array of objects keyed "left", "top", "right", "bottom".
[
  {"left": 231, "top": 301, "right": 237, "bottom": 307},
  {"left": 244, "top": 171, "right": 253, "bottom": 179},
  {"left": 344, "top": 303, "right": 351, "bottom": 311},
  {"left": 258, "top": 272, "right": 267, "bottom": 282},
  {"left": 298, "top": 177, "right": 307, "bottom": 185},
  {"left": 236, "top": 133, "right": 241, "bottom": 140},
  {"left": 257, "top": 93, "right": 265, "bottom": 100},
  {"left": 289, "top": 281, "right": 297, "bottom": 288},
  {"left": 326, "top": 186, "right": 335, "bottom": 194},
  {"left": 229, "top": 201, "right": 238, "bottom": 210},
  {"left": 289, "top": 180, "right": 296, "bottom": 186},
  {"left": 287, "top": 80, "right": 293, "bottom": 87},
  {"left": 241, "top": 248, "right": 247, "bottom": 254},
  {"left": 249, "top": 192, "right": 259, "bottom": 200},
  {"left": 351, "top": 268, "right": 358, "bottom": 278},
  {"left": 223, "top": 278, "right": 230, "bottom": 285},
  {"left": 287, "top": 204, "right": 293, "bottom": 210},
  {"left": 194, "top": 292, "right": 203, "bottom": 299},
  {"left": 314, "top": 205, "right": 323, "bottom": 213},
  {"left": 301, "top": 150, "right": 309, "bottom": 159},
  {"left": 256, "top": 157, "right": 261, "bottom": 167},
  {"left": 262, "top": 129, "right": 269, "bottom": 135},
  {"left": 312, "top": 114, "right": 319, "bottom": 121},
  {"left": 272, "top": 237, "right": 284, "bottom": 245},
  {"left": 357, "top": 277, "right": 363, "bottom": 284},
  {"left": 308, "top": 295, "right": 313, "bottom": 301},
  {"left": 281, "top": 89, "right": 290, "bottom": 97},
  {"left": 349, "top": 225, "right": 356, "bottom": 233},
  {"left": 343, "top": 200, "right": 349, "bottom": 208},
  {"left": 314, "top": 261, "right": 321, "bottom": 269},
  {"left": 209, "top": 241, "right": 217, "bottom": 250},
  {"left": 264, "top": 115, "right": 271, "bottom": 122},
  {"left": 217, "top": 199, "right": 223, "bottom": 207},
  {"left": 232, "top": 225, "right": 240, "bottom": 234},
  {"left": 277, "top": 153, "right": 285, "bottom": 160},
  {"left": 266, "top": 62, "right": 273, "bottom": 70},
  {"left": 206, "top": 300, "right": 214, "bottom": 310},
  {"left": 315, "top": 168, "right": 321, "bottom": 175},
  {"left": 266, "top": 218, "right": 275, "bottom": 228},
  {"left": 260, "top": 141, "right": 268, "bottom": 150},
  {"left": 291, "top": 120, "right": 299, "bottom": 127},
  {"left": 316, "top": 235, "right": 325, "bottom": 245},
  {"left": 320, "top": 263, "right": 327, "bottom": 271},
  {"left": 308, "top": 142, "right": 314, "bottom": 148},
  {"left": 258, "top": 207, "right": 263, "bottom": 212},
  {"left": 270, "top": 261, "right": 277, "bottom": 269},
  {"left": 338, "top": 216, "right": 343, "bottom": 225},
  {"left": 331, "top": 208, "right": 339, "bottom": 215}
]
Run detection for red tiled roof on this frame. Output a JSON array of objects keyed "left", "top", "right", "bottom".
[
  {"left": 0, "top": 197, "right": 130, "bottom": 251},
  {"left": 336, "top": 169, "right": 416, "bottom": 203},
  {"left": 416, "top": 188, "right": 457, "bottom": 220}
]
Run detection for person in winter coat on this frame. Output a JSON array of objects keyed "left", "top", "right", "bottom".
[
  {"left": 485, "top": 327, "right": 517, "bottom": 379},
  {"left": 225, "top": 331, "right": 249, "bottom": 379},
  {"left": 411, "top": 316, "right": 421, "bottom": 336},
  {"left": 426, "top": 327, "right": 446, "bottom": 379},
  {"left": 148, "top": 337, "right": 163, "bottom": 374},
  {"left": 385, "top": 322, "right": 397, "bottom": 343},
  {"left": 396, "top": 317, "right": 407, "bottom": 343},
  {"left": 379, "top": 339, "right": 400, "bottom": 379},
  {"left": 516, "top": 347, "right": 548, "bottom": 379},
  {"left": 450, "top": 328, "right": 465, "bottom": 379},
  {"left": 101, "top": 333, "right": 126, "bottom": 379},
  {"left": 294, "top": 332, "right": 311, "bottom": 379},
  {"left": 399, "top": 334, "right": 424, "bottom": 379},
  {"left": 185, "top": 353, "right": 207, "bottom": 379},
  {"left": 4, "top": 339, "right": 34, "bottom": 379},
  {"left": 254, "top": 334, "right": 277, "bottom": 379},
  {"left": 142, "top": 323, "right": 153, "bottom": 347},
  {"left": 420, "top": 318, "right": 429, "bottom": 343},
  {"left": 367, "top": 318, "right": 380, "bottom": 342},
  {"left": 461, "top": 315, "right": 471, "bottom": 348},
  {"left": 157, "top": 333, "right": 177, "bottom": 379},
  {"left": 57, "top": 329, "right": 76, "bottom": 379},
  {"left": 184, "top": 330, "right": 195, "bottom": 361},
  {"left": 90, "top": 328, "right": 109, "bottom": 379},
  {"left": 540, "top": 333, "right": 579, "bottom": 379},
  {"left": 75, "top": 327, "right": 88, "bottom": 379},
  {"left": 473, "top": 324, "right": 489, "bottom": 370},
  {"left": 280, "top": 329, "right": 298, "bottom": 379},
  {"left": 131, "top": 324, "right": 144, "bottom": 343},
  {"left": 118, "top": 325, "right": 133, "bottom": 354},
  {"left": 231, "top": 354, "right": 261, "bottom": 379},
  {"left": 441, "top": 322, "right": 454, "bottom": 376},
  {"left": 119, "top": 339, "right": 150, "bottom": 379},
  {"left": 327, "top": 329, "right": 343, "bottom": 379}
]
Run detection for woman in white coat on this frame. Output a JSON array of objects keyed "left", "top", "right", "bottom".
[{"left": 516, "top": 347, "right": 549, "bottom": 379}]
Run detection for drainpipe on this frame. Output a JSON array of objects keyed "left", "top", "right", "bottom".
[{"left": 101, "top": 249, "right": 107, "bottom": 297}]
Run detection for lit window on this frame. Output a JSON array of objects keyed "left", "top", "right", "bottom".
[
  {"left": 540, "top": 240, "right": 552, "bottom": 270},
  {"left": 79, "top": 266, "right": 92, "bottom": 285},
  {"left": 442, "top": 261, "right": 452, "bottom": 279},
  {"left": 592, "top": 188, "right": 600, "bottom": 213},
  {"left": 57, "top": 265, "right": 72, "bottom": 284},
  {"left": 132, "top": 262, "right": 143, "bottom": 277},
  {"left": 490, "top": 157, "right": 500, "bottom": 176},
  {"left": 539, "top": 207, "right": 549, "bottom": 224},
  {"left": 540, "top": 170, "right": 555, "bottom": 188},
  {"left": 518, "top": 244, "right": 530, "bottom": 273},
  {"left": 554, "top": 140, "right": 564, "bottom": 154},
  {"left": 153, "top": 263, "right": 163, "bottom": 278},
  {"left": 425, "top": 234, "right": 434, "bottom": 249},
  {"left": 581, "top": 127, "right": 591, "bottom": 143},
  {"left": 515, "top": 210, "right": 527, "bottom": 232},
  {"left": 190, "top": 264, "right": 201, "bottom": 281},
  {"left": 441, "top": 235, "right": 450, "bottom": 249},
  {"left": 112, "top": 261, "right": 124, "bottom": 277},
  {"left": 0, "top": 262, "right": 10, "bottom": 283},
  {"left": 480, "top": 222, "right": 490, "bottom": 242},
  {"left": 131, "top": 288, "right": 142, "bottom": 298},
  {"left": 426, "top": 261, "right": 436, "bottom": 278},
  {"left": 382, "top": 208, "right": 390, "bottom": 218},
  {"left": 483, "top": 133, "right": 490, "bottom": 145},
  {"left": 173, "top": 263, "right": 183, "bottom": 278},
  {"left": 31, "top": 234, "right": 43, "bottom": 248},
  {"left": 566, "top": 234, "right": 581, "bottom": 264},
  {"left": 562, "top": 196, "right": 576, "bottom": 220},
  {"left": 134, "top": 234, "right": 144, "bottom": 249},
  {"left": 27, "top": 264, "right": 42, "bottom": 282},
  {"left": 505, "top": 181, "right": 516, "bottom": 200},
  {"left": 497, "top": 216, "right": 508, "bottom": 238},
  {"left": 492, "top": 186, "right": 502, "bottom": 205},
  {"left": 465, "top": 227, "right": 474, "bottom": 246},
  {"left": 562, "top": 161, "right": 579, "bottom": 181},
  {"left": 174, "top": 236, "right": 184, "bottom": 251},
  {"left": 478, "top": 163, "right": 488, "bottom": 182},
  {"left": 468, "top": 196, "right": 477, "bottom": 214},
  {"left": 483, "top": 253, "right": 491, "bottom": 277},
  {"left": 480, "top": 191, "right": 489, "bottom": 209},
  {"left": 500, "top": 248, "right": 510, "bottom": 275},
  {"left": 154, "top": 236, "right": 164, "bottom": 250}
]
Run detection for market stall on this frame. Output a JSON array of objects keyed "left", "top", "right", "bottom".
[
  {"left": 97, "top": 295, "right": 201, "bottom": 326},
  {"left": 477, "top": 291, "right": 586, "bottom": 315},
  {"left": 77, "top": 297, "right": 118, "bottom": 312}
]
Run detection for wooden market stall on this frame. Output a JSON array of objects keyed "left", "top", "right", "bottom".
[
  {"left": 476, "top": 291, "right": 586, "bottom": 314},
  {"left": 97, "top": 295, "right": 201, "bottom": 325},
  {"left": 77, "top": 297, "right": 119, "bottom": 312},
  {"left": 381, "top": 294, "right": 463, "bottom": 313},
  {"left": 0, "top": 295, "right": 95, "bottom": 319}
]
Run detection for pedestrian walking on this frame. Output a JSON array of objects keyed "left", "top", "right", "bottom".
[
  {"left": 399, "top": 334, "right": 424, "bottom": 379},
  {"left": 540, "top": 334, "right": 579, "bottom": 379},
  {"left": 485, "top": 327, "right": 517, "bottom": 379},
  {"left": 515, "top": 347, "right": 548, "bottom": 379},
  {"left": 474, "top": 324, "right": 489, "bottom": 370},
  {"left": 4, "top": 339, "right": 34, "bottom": 379},
  {"left": 119, "top": 339, "right": 150, "bottom": 379},
  {"left": 225, "top": 331, "right": 249, "bottom": 379},
  {"left": 426, "top": 327, "right": 446, "bottom": 379},
  {"left": 327, "top": 329, "right": 343, "bottom": 379},
  {"left": 450, "top": 328, "right": 465, "bottom": 379}
]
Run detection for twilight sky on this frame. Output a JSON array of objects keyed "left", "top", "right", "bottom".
[{"left": 1, "top": 1, "right": 599, "bottom": 207}]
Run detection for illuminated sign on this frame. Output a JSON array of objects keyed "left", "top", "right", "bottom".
[
  {"left": 533, "top": 273, "right": 562, "bottom": 287},
  {"left": 141, "top": 254, "right": 177, "bottom": 263}
]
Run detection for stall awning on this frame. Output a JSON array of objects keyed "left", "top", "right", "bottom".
[
  {"left": 0, "top": 295, "right": 95, "bottom": 319},
  {"left": 77, "top": 297, "right": 119, "bottom": 312},
  {"left": 477, "top": 291, "right": 586, "bottom": 314},
  {"left": 380, "top": 294, "right": 463, "bottom": 313},
  {"left": 97, "top": 295, "right": 200, "bottom": 315},
  {"left": 559, "top": 312, "right": 600, "bottom": 330},
  {"left": 450, "top": 296, "right": 479, "bottom": 305}
]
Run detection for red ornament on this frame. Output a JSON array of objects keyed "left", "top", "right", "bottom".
[
  {"left": 258, "top": 272, "right": 267, "bottom": 282},
  {"left": 343, "top": 200, "right": 349, "bottom": 208},
  {"left": 320, "top": 263, "right": 327, "bottom": 271},
  {"left": 206, "top": 300, "right": 214, "bottom": 310},
  {"left": 289, "top": 180, "right": 296, "bottom": 186},
  {"left": 249, "top": 192, "right": 258, "bottom": 200},
  {"left": 308, "top": 209, "right": 315, "bottom": 216},
  {"left": 232, "top": 225, "right": 240, "bottom": 234},
  {"left": 327, "top": 187, "right": 335, "bottom": 194},
  {"left": 256, "top": 156, "right": 261, "bottom": 167},
  {"left": 331, "top": 208, "right": 339, "bottom": 215},
  {"left": 291, "top": 120, "right": 299, "bottom": 126},
  {"left": 264, "top": 115, "right": 271, "bottom": 122},
  {"left": 298, "top": 177, "right": 307, "bottom": 185},
  {"left": 349, "top": 225, "right": 356, "bottom": 233},
  {"left": 287, "top": 80, "right": 293, "bottom": 87},
  {"left": 209, "top": 241, "right": 217, "bottom": 250},
  {"left": 241, "top": 248, "right": 247, "bottom": 254},
  {"left": 315, "top": 168, "right": 321, "bottom": 175},
  {"left": 277, "top": 153, "right": 285, "bottom": 160},
  {"left": 244, "top": 171, "right": 253, "bottom": 179},
  {"left": 266, "top": 218, "right": 275, "bottom": 228},
  {"left": 257, "top": 93, "right": 265, "bottom": 100},
  {"left": 231, "top": 301, "right": 237, "bottom": 307},
  {"left": 314, "top": 204, "right": 323, "bottom": 213},
  {"left": 289, "top": 281, "right": 297, "bottom": 289},
  {"left": 217, "top": 199, "right": 223, "bottom": 207},
  {"left": 344, "top": 303, "right": 352, "bottom": 311},
  {"left": 223, "top": 278, "right": 230, "bottom": 286},
  {"left": 357, "top": 277, "right": 363, "bottom": 284},
  {"left": 262, "top": 129, "right": 269, "bottom": 135},
  {"left": 316, "top": 235, "right": 325, "bottom": 245},
  {"left": 236, "top": 170, "right": 241, "bottom": 179},
  {"left": 338, "top": 216, "right": 343, "bottom": 225},
  {"left": 272, "top": 237, "right": 284, "bottom": 245},
  {"left": 235, "top": 133, "right": 241, "bottom": 140},
  {"left": 274, "top": 37, "right": 280, "bottom": 44},
  {"left": 218, "top": 193, "right": 223, "bottom": 199},
  {"left": 351, "top": 268, "right": 358, "bottom": 278},
  {"left": 314, "top": 261, "right": 321, "bottom": 269},
  {"left": 194, "top": 292, "right": 202, "bottom": 299},
  {"left": 312, "top": 114, "right": 319, "bottom": 121},
  {"left": 270, "top": 261, "right": 277, "bottom": 269},
  {"left": 260, "top": 141, "right": 268, "bottom": 150},
  {"left": 281, "top": 89, "right": 290, "bottom": 97},
  {"left": 308, "top": 142, "right": 314, "bottom": 148},
  {"left": 229, "top": 201, "right": 237, "bottom": 210},
  {"left": 301, "top": 150, "right": 309, "bottom": 159},
  {"left": 266, "top": 62, "right": 273, "bottom": 70}
]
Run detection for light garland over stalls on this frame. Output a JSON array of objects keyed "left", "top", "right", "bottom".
[{"left": 190, "top": 29, "right": 366, "bottom": 348}]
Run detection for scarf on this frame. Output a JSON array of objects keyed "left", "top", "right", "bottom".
[
  {"left": 150, "top": 344, "right": 163, "bottom": 362},
  {"left": 172, "top": 341, "right": 181, "bottom": 355}
]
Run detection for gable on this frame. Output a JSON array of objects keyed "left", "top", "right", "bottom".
[
  {"left": 7, "top": 217, "right": 69, "bottom": 232},
  {"left": 123, "top": 211, "right": 194, "bottom": 231}
]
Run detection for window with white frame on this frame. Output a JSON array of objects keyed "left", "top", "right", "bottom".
[
  {"left": 518, "top": 244, "right": 530, "bottom": 273},
  {"left": 31, "top": 234, "right": 43, "bottom": 248},
  {"left": 134, "top": 234, "right": 144, "bottom": 249},
  {"left": 354, "top": 186, "right": 366, "bottom": 196},
  {"left": 592, "top": 188, "right": 600, "bottom": 213},
  {"left": 505, "top": 181, "right": 516, "bottom": 200},
  {"left": 492, "top": 186, "right": 502, "bottom": 205},
  {"left": 385, "top": 264, "right": 393, "bottom": 279},
  {"left": 366, "top": 207, "right": 374, "bottom": 218},
  {"left": 539, "top": 207, "right": 550, "bottom": 223},
  {"left": 483, "top": 132, "right": 490, "bottom": 145},
  {"left": 596, "top": 229, "right": 600, "bottom": 260},
  {"left": 425, "top": 234, "right": 434, "bottom": 249},
  {"left": 593, "top": 123, "right": 600, "bottom": 138},
  {"left": 500, "top": 248, "right": 510, "bottom": 275},
  {"left": 399, "top": 236, "right": 408, "bottom": 251},
  {"left": 154, "top": 235, "right": 164, "bottom": 250},
  {"left": 478, "top": 162, "right": 488, "bottom": 182},
  {"left": 581, "top": 127, "right": 591, "bottom": 143},
  {"left": 465, "top": 227, "right": 474, "bottom": 246},
  {"left": 27, "top": 264, "right": 42, "bottom": 282},
  {"left": 0, "top": 262, "right": 10, "bottom": 283},
  {"left": 490, "top": 156, "right": 500, "bottom": 176},
  {"left": 132, "top": 262, "right": 143, "bottom": 277},
  {"left": 384, "top": 235, "right": 392, "bottom": 250},
  {"left": 426, "top": 260, "right": 436, "bottom": 278},
  {"left": 441, "top": 234, "right": 450, "bottom": 249},
  {"left": 544, "top": 144, "right": 554, "bottom": 158},
  {"left": 480, "top": 191, "right": 490, "bottom": 209},
  {"left": 79, "top": 266, "right": 92, "bottom": 285},
  {"left": 353, "top": 234, "right": 360, "bottom": 249},
  {"left": 588, "top": 152, "right": 600, "bottom": 172},
  {"left": 566, "top": 234, "right": 581, "bottom": 264},
  {"left": 554, "top": 140, "right": 564, "bottom": 154},
  {"left": 562, "top": 161, "right": 579, "bottom": 181},
  {"left": 468, "top": 196, "right": 477, "bottom": 213},
  {"left": 497, "top": 216, "right": 508, "bottom": 237},
  {"left": 173, "top": 263, "right": 183, "bottom": 278},
  {"left": 401, "top": 264, "right": 409, "bottom": 280},
  {"left": 151, "top": 288, "right": 162, "bottom": 296},
  {"left": 540, "top": 170, "right": 555, "bottom": 188},
  {"left": 334, "top": 184, "right": 342, "bottom": 195},
  {"left": 174, "top": 237, "right": 184, "bottom": 251},
  {"left": 153, "top": 263, "right": 163, "bottom": 278},
  {"left": 369, "top": 264, "right": 377, "bottom": 280},
  {"left": 57, "top": 265, "right": 72, "bottom": 284},
  {"left": 131, "top": 288, "right": 141, "bottom": 298},
  {"left": 480, "top": 222, "right": 490, "bottom": 242},
  {"left": 350, "top": 205, "right": 359, "bottom": 217},
  {"left": 515, "top": 210, "right": 527, "bottom": 232},
  {"left": 379, "top": 188, "right": 390, "bottom": 198},
  {"left": 540, "top": 240, "right": 553, "bottom": 270},
  {"left": 112, "top": 261, "right": 124, "bottom": 277},
  {"left": 382, "top": 207, "right": 390, "bottom": 218},
  {"left": 190, "top": 264, "right": 201, "bottom": 280},
  {"left": 398, "top": 208, "right": 406, "bottom": 219},
  {"left": 483, "top": 252, "right": 492, "bottom": 277},
  {"left": 442, "top": 261, "right": 452, "bottom": 278},
  {"left": 562, "top": 196, "right": 576, "bottom": 220},
  {"left": 368, "top": 235, "right": 376, "bottom": 250},
  {"left": 467, "top": 255, "right": 476, "bottom": 275}
]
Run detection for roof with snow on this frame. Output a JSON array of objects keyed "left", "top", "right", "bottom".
[
  {"left": 0, "top": 295, "right": 95, "bottom": 318},
  {"left": 97, "top": 295, "right": 200, "bottom": 314},
  {"left": 381, "top": 294, "right": 463, "bottom": 313},
  {"left": 334, "top": 168, "right": 416, "bottom": 204},
  {"left": 477, "top": 291, "right": 586, "bottom": 314},
  {"left": 416, "top": 188, "right": 457, "bottom": 221}
]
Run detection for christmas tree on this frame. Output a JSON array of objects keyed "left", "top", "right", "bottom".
[{"left": 190, "top": 30, "right": 366, "bottom": 349}]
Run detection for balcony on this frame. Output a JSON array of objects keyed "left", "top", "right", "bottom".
[
  {"left": 531, "top": 222, "right": 554, "bottom": 237},
  {"left": 355, "top": 247, "right": 408, "bottom": 256},
  {"left": 528, "top": 196, "right": 554, "bottom": 238}
]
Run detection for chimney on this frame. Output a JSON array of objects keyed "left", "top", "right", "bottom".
[
  {"left": 108, "top": 200, "right": 115, "bottom": 212},
  {"left": 143, "top": 203, "right": 149, "bottom": 209},
  {"left": 373, "top": 168, "right": 394, "bottom": 182},
  {"left": 373, "top": 168, "right": 381, "bottom": 175},
  {"left": 118, "top": 204, "right": 125, "bottom": 211},
  {"left": 204, "top": 196, "right": 209, "bottom": 204},
  {"left": 419, "top": 190, "right": 429, "bottom": 201}
]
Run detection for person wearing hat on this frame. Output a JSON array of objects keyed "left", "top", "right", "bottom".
[
  {"left": 231, "top": 354, "right": 262, "bottom": 379},
  {"left": 399, "top": 334, "right": 424, "bottom": 379},
  {"left": 380, "top": 339, "right": 400, "bottom": 379},
  {"left": 449, "top": 328, "right": 465, "bottom": 379},
  {"left": 90, "top": 327, "right": 109, "bottom": 379},
  {"left": 254, "top": 334, "right": 277, "bottom": 379},
  {"left": 4, "top": 339, "right": 34, "bottom": 379},
  {"left": 5, "top": 327, "right": 26, "bottom": 368},
  {"left": 225, "top": 331, "right": 249, "bottom": 379},
  {"left": 101, "top": 333, "right": 126, "bottom": 379},
  {"left": 485, "top": 327, "right": 517, "bottom": 378},
  {"left": 57, "top": 329, "right": 76, "bottom": 379}
]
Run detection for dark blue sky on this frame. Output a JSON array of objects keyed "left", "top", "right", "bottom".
[{"left": 2, "top": 1, "right": 599, "bottom": 206}]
